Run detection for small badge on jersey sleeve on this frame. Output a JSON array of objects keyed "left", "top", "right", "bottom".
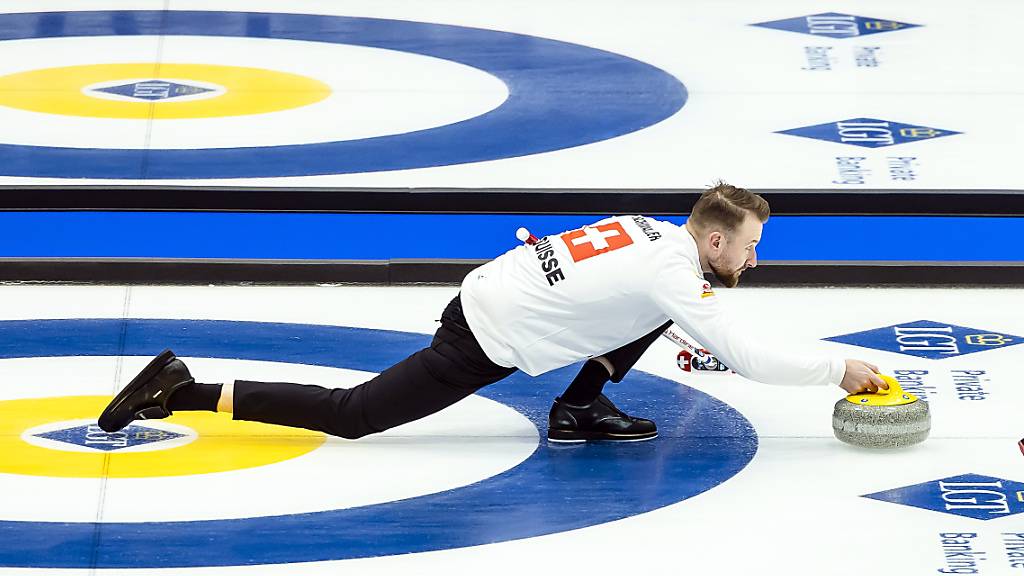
[
  {"left": 661, "top": 327, "right": 733, "bottom": 374},
  {"left": 676, "top": 349, "right": 732, "bottom": 373},
  {"left": 700, "top": 281, "right": 715, "bottom": 299}
]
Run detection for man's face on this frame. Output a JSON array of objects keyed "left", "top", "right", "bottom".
[{"left": 707, "top": 214, "right": 762, "bottom": 288}]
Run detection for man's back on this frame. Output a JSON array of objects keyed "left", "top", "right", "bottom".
[{"left": 462, "top": 215, "right": 700, "bottom": 376}]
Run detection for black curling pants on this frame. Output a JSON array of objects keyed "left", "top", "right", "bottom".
[{"left": 232, "top": 295, "right": 671, "bottom": 439}]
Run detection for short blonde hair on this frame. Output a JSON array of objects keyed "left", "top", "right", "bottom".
[{"left": 688, "top": 181, "right": 769, "bottom": 233}]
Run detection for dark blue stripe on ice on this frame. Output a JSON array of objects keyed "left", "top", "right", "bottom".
[
  {"left": 0, "top": 11, "right": 686, "bottom": 178},
  {"left": 0, "top": 319, "right": 756, "bottom": 567},
  {"left": 0, "top": 213, "right": 1017, "bottom": 262}
]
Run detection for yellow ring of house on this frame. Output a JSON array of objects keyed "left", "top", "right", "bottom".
[
  {"left": 0, "top": 63, "right": 331, "bottom": 119},
  {"left": 0, "top": 396, "right": 325, "bottom": 478}
]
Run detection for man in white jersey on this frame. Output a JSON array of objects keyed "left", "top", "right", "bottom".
[{"left": 98, "top": 183, "right": 887, "bottom": 442}]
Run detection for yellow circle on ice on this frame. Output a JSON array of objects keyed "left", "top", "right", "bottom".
[
  {"left": 0, "top": 396, "right": 325, "bottom": 478},
  {"left": 0, "top": 63, "right": 331, "bottom": 119}
]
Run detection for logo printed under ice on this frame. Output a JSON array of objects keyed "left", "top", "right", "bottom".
[
  {"left": 86, "top": 79, "right": 223, "bottom": 102},
  {"left": 751, "top": 13, "right": 920, "bottom": 38},
  {"left": 825, "top": 320, "right": 1021, "bottom": 359},
  {"left": 777, "top": 118, "right": 960, "bottom": 148},
  {"left": 864, "top": 474, "right": 1024, "bottom": 520},
  {"left": 30, "top": 422, "right": 189, "bottom": 452}
]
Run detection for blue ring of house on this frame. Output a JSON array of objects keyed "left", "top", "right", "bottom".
[
  {"left": 0, "top": 318, "right": 756, "bottom": 568},
  {"left": 0, "top": 10, "right": 687, "bottom": 179}
]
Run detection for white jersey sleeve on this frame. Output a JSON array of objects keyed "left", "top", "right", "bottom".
[{"left": 650, "top": 258, "right": 847, "bottom": 387}]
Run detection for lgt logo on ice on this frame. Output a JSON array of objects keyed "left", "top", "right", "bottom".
[
  {"left": 863, "top": 474, "right": 1024, "bottom": 520},
  {"left": 777, "top": 118, "right": 960, "bottom": 148},
  {"left": 751, "top": 13, "right": 920, "bottom": 38},
  {"left": 34, "top": 423, "right": 184, "bottom": 452},
  {"left": 824, "top": 320, "right": 1021, "bottom": 359},
  {"left": 91, "top": 80, "right": 216, "bottom": 102}
]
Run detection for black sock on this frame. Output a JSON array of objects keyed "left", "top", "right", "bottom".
[
  {"left": 559, "top": 360, "right": 611, "bottom": 406},
  {"left": 167, "top": 382, "right": 222, "bottom": 412}
]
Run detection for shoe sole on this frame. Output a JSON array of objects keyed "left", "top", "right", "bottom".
[
  {"left": 547, "top": 431, "right": 659, "bottom": 443},
  {"left": 98, "top": 349, "right": 176, "bottom": 432}
]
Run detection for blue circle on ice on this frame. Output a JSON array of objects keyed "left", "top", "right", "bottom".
[
  {"left": 0, "top": 11, "right": 687, "bottom": 178},
  {"left": 0, "top": 319, "right": 756, "bottom": 567}
]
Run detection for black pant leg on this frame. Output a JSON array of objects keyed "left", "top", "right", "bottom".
[
  {"left": 231, "top": 349, "right": 458, "bottom": 439},
  {"left": 601, "top": 319, "right": 673, "bottom": 383},
  {"left": 232, "top": 295, "right": 516, "bottom": 439}
]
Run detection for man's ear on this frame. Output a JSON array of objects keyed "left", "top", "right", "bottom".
[{"left": 708, "top": 231, "right": 723, "bottom": 250}]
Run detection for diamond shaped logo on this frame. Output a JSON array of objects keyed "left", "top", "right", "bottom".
[
  {"left": 825, "top": 319, "right": 1022, "bottom": 359},
  {"left": 777, "top": 118, "right": 960, "bottom": 148},
  {"left": 34, "top": 423, "right": 184, "bottom": 452},
  {"left": 751, "top": 12, "right": 920, "bottom": 38},
  {"left": 864, "top": 473, "right": 1024, "bottom": 520},
  {"left": 93, "top": 80, "right": 214, "bottom": 101}
]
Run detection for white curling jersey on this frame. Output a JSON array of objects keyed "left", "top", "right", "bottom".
[{"left": 460, "top": 215, "right": 846, "bottom": 386}]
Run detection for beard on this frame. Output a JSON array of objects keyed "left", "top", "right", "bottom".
[{"left": 710, "top": 261, "right": 745, "bottom": 288}]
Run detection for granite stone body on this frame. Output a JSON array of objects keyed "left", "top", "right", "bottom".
[{"left": 832, "top": 398, "right": 931, "bottom": 448}]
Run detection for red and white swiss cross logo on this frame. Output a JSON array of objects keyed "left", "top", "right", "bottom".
[{"left": 560, "top": 222, "right": 634, "bottom": 263}]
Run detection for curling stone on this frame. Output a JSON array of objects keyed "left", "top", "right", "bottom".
[{"left": 832, "top": 374, "right": 930, "bottom": 448}]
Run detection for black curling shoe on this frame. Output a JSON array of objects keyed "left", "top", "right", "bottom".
[
  {"left": 547, "top": 394, "right": 658, "bottom": 443},
  {"left": 98, "top": 349, "right": 195, "bottom": 433}
]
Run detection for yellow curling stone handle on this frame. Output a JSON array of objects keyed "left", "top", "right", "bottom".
[{"left": 844, "top": 374, "right": 919, "bottom": 406}]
